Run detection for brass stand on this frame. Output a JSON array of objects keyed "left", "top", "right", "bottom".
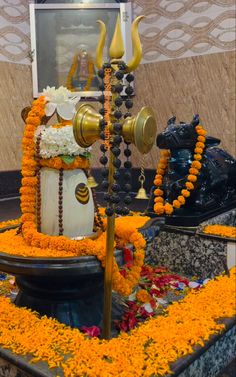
[{"left": 102, "top": 152, "right": 115, "bottom": 339}]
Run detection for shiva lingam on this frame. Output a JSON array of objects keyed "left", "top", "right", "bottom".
[{"left": 0, "top": 15, "right": 161, "bottom": 337}]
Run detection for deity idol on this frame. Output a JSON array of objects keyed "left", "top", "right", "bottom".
[{"left": 66, "top": 48, "right": 99, "bottom": 91}]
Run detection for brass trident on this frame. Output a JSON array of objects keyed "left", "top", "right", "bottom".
[
  {"left": 95, "top": 14, "right": 144, "bottom": 340},
  {"left": 96, "top": 14, "right": 145, "bottom": 71}
]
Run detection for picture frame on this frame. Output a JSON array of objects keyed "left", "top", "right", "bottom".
[{"left": 29, "top": 2, "right": 132, "bottom": 98}]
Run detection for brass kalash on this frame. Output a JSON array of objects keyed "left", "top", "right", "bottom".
[{"left": 73, "top": 15, "right": 157, "bottom": 339}]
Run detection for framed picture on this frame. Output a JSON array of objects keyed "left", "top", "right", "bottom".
[{"left": 30, "top": 2, "right": 132, "bottom": 98}]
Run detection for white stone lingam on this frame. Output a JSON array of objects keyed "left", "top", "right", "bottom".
[{"left": 39, "top": 168, "right": 94, "bottom": 238}]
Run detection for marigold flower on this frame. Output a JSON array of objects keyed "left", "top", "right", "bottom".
[
  {"left": 173, "top": 200, "right": 181, "bottom": 208},
  {"left": 194, "top": 147, "right": 203, "bottom": 154},
  {"left": 164, "top": 203, "right": 174, "bottom": 215},
  {"left": 157, "top": 163, "right": 166, "bottom": 170},
  {"left": 181, "top": 189, "right": 190, "bottom": 197},
  {"left": 154, "top": 188, "right": 164, "bottom": 196},
  {"left": 161, "top": 150, "right": 170, "bottom": 157},
  {"left": 154, "top": 203, "right": 165, "bottom": 214},
  {"left": 197, "top": 136, "right": 206, "bottom": 143},
  {"left": 154, "top": 197, "right": 164, "bottom": 203},
  {"left": 196, "top": 142, "right": 205, "bottom": 149},
  {"left": 177, "top": 195, "right": 185, "bottom": 205},
  {"left": 197, "top": 129, "right": 207, "bottom": 136},
  {"left": 194, "top": 154, "right": 202, "bottom": 161},
  {"left": 191, "top": 161, "right": 202, "bottom": 169},
  {"left": 187, "top": 175, "right": 197, "bottom": 183},
  {"left": 185, "top": 181, "right": 194, "bottom": 190},
  {"left": 136, "top": 289, "right": 151, "bottom": 303},
  {"left": 189, "top": 168, "right": 199, "bottom": 175},
  {"left": 154, "top": 179, "right": 162, "bottom": 186}
]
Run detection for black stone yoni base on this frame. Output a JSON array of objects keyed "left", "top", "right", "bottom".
[{"left": 0, "top": 250, "right": 123, "bottom": 329}]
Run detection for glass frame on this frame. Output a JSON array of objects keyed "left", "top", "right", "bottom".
[{"left": 29, "top": 2, "right": 132, "bottom": 98}]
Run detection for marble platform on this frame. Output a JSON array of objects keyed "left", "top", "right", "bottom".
[{"left": 146, "top": 209, "right": 235, "bottom": 279}]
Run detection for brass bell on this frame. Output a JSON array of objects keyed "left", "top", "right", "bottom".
[
  {"left": 87, "top": 174, "right": 98, "bottom": 188},
  {"left": 135, "top": 187, "right": 149, "bottom": 200},
  {"left": 73, "top": 104, "right": 157, "bottom": 155}
]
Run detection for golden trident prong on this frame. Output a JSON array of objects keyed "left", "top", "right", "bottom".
[
  {"left": 95, "top": 15, "right": 144, "bottom": 72},
  {"left": 95, "top": 20, "right": 106, "bottom": 69}
]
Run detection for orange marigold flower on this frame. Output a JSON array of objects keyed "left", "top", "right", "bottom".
[
  {"left": 154, "top": 179, "right": 162, "bottom": 186},
  {"left": 185, "top": 181, "right": 194, "bottom": 190},
  {"left": 154, "top": 203, "right": 165, "bottom": 214},
  {"left": 181, "top": 189, "right": 190, "bottom": 197},
  {"left": 194, "top": 154, "right": 202, "bottom": 161},
  {"left": 160, "top": 158, "right": 168, "bottom": 164},
  {"left": 161, "top": 150, "right": 170, "bottom": 157},
  {"left": 196, "top": 142, "right": 205, "bottom": 149},
  {"left": 157, "top": 169, "right": 165, "bottom": 175},
  {"left": 191, "top": 161, "right": 202, "bottom": 169},
  {"left": 189, "top": 168, "right": 199, "bottom": 175},
  {"left": 197, "top": 136, "right": 206, "bottom": 142},
  {"left": 197, "top": 129, "right": 207, "bottom": 136},
  {"left": 157, "top": 163, "right": 167, "bottom": 170},
  {"left": 154, "top": 197, "right": 164, "bottom": 203},
  {"left": 194, "top": 148, "right": 203, "bottom": 154},
  {"left": 173, "top": 200, "right": 181, "bottom": 208},
  {"left": 154, "top": 188, "right": 164, "bottom": 196},
  {"left": 177, "top": 195, "right": 185, "bottom": 205},
  {"left": 136, "top": 289, "right": 151, "bottom": 303},
  {"left": 187, "top": 175, "right": 197, "bottom": 182},
  {"left": 164, "top": 203, "right": 174, "bottom": 215},
  {"left": 195, "top": 125, "right": 202, "bottom": 130}
]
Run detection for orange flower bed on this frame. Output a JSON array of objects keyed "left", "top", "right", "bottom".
[
  {"left": 0, "top": 268, "right": 235, "bottom": 376},
  {"left": 204, "top": 225, "right": 236, "bottom": 239},
  {"left": 0, "top": 216, "right": 149, "bottom": 296},
  {"left": 0, "top": 218, "right": 21, "bottom": 230}
]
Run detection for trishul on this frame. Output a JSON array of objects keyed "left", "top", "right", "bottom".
[{"left": 95, "top": 14, "right": 145, "bottom": 71}]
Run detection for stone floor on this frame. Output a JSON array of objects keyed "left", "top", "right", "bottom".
[{"left": 218, "top": 359, "right": 236, "bottom": 377}]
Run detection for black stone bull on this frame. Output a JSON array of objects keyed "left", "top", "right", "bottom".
[{"left": 147, "top": 114, "right": 236, "bottom": 215}]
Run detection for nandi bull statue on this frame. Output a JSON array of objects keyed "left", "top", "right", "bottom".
[{"left": 147, "top": 114, "right": 236, "bottom": 226}]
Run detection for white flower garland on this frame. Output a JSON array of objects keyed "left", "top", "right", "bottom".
[{"left": 35, "top": 125, "right": 89, "bottom": 159}]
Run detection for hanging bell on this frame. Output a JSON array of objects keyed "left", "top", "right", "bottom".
[
  {"left": 87, "top": 174, "right": 98, "bottom": 188},
  {"left": 135, "top": 186, "right": 149, "bottom": 200}
]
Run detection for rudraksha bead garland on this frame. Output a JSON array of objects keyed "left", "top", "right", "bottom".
[
  {"left": 98, "top": 62, "right": 134, "bottom": 217},
  {"left": 122, "top": 72, "right": 134, "bottom": 215},
  {"left": 58, "top": 168, "right": 64, "bottom": 235},
  {"left": 35, "top": 134, "right": 42, "bottom": 232}
]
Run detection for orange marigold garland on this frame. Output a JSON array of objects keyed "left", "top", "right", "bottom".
[
  {"left": 18, "top": 98, "right": 147, "bottom": 296},
  {"left": 153, "top": 125, "right": 207, "bottom": 215},
  {"left": 39, "top": 155, "right": 89, "bottom": 170}
]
